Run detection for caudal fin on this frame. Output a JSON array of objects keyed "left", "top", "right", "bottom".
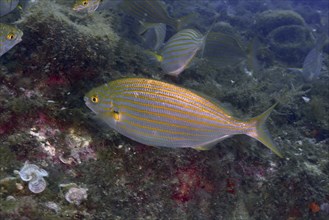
[{"left": 246, "top": 103, "right": 283, "bottom": 158}]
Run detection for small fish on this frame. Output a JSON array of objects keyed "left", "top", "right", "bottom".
[
  {"left": 0, "top": 0, "right": 19, "bottom": 17},
  {"left": 150, "top": 29, "right": 206, "bottom": 76},
  {"left": 245, "top": 37, "right": 261, "bottom": 75},
  {"left": 139, "top": 22, "right": 166, "bottom": 51},
  {"left": 73, "top": 0, "right": 102, "bottom": 14},
  {"left": 0, "top": 23, "right": 23, "bottom": 57},
  {"left": 301, "top": 33, "right": 327, "bottom": 81},
  {"left": 85, "top": 78, "right": 283, "bottom": 158},
  {"left": 73, "top": 0, "right": 122, "bottom": 14},
  {"left": 287, "top": 33, "right": 327, "bottom": 81},
  {"left": 120, "top": 0, "right": 193, "bottom": 30}
]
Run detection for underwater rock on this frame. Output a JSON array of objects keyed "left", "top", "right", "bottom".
[
  {"left": 44, "top": 201, "right": 61, "bottom": 214},
  {"left": 64, "top": 186, "right": 88, "bottom": 206},
  {"left": 268, "top": 25, "right": 314, "bottom": 64},
  {"left": 255, "top": 10, "right": 305, "bottom": 36},
  {"left": 14, "top": 0, "right": 119, "bottom": 86},
  {"left": 324, "top": 40, "right": 329, "bottom": 55}
]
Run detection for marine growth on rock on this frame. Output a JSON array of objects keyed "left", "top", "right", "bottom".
[{"left": 14, "top": 161, "right": 48, "bottom": 193}]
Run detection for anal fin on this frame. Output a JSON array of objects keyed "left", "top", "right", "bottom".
[{"left": 193, "top": 135, "right": 231, "bottom": 151}]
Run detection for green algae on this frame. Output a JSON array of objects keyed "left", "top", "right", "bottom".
[
  {"left": 256, "top": 10, "right": 306, "bottom": 36},
  {"left": 268, "top": 25, "right": 314, "bottom": 64},
  {"left": 0, "top": 146, "right": 17, "bottom": 175}
]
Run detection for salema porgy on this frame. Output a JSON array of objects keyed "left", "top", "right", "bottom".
[{"left": 84, "top": 78, "right": 283, "bottom": 157}]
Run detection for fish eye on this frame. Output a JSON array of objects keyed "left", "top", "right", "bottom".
[
  {"left": 91, "top": 95, "right": 99, "bottom": 103},
  {"left": 82, "top": 0, "right": 88, "bottom": 5},
  {"left": 6, "top": 33, "right": 15, "bottom": 40}
]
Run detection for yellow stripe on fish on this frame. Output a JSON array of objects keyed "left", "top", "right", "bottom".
[{"left": 85, "top": 78, "right": 283, "bottom": 157}]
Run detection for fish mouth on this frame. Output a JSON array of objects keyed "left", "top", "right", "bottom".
[
  {"left": 17, "top": 36, "right": 23, "bottom": 43},
  {"left": 17, "top": 30, "right": 23, "bottom": 43},
  {"left": 84, "top": 96, "right": 97, "bottom": 114}
]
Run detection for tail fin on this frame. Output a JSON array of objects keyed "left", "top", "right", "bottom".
[
  {"left": 200, "top": 18, "right": 217, "bottom": 58},
  {"left": 246, "top": 103, "right": 283, "bottom": 158}
]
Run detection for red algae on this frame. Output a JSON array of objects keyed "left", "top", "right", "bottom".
[
  {"left": 172, "top": 165, "right": 214, "bottom": 203},
  {"left": 226, "top": 178, "right": 237, "bottom": 194},
  {"left": 45, "top": 74, "right": 69, "bottom": 87},
  {"left": 309, "top": 202, "right": 320, "bottom": 213}
]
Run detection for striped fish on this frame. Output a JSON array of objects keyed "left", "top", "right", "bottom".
[
  {"left": 120, "top": 0, "right": 190, "bottom": 30},
  {"left": 84, "top": 78, "right": 283, "bottom": 158},
  {"left": 73, "top": 0, "right": 102, "bottom": 14},
  {"left": 287, "top": 33, "right": 327, "bottom": 81},
  {"left": 153, "top": 29, "right": 206, "bottom": 76},
  {"left": 301, "top": 33, "right": 327, "bottom": 81}
]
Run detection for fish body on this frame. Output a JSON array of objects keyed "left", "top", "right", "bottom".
[
  {"left": 154, "top": 29, "right": 206, "bottom": 76},
  {"left": 203, "top": 31, "right": 247, "bottom": 68},
  {"left": 302, "top": 47, "right": 323, "bottom": 81},
  {"left": 140, "top": 22, "right": 166, "bottom": 51},
  {"left": 85, "top": 78, "right": 283, "bottom": 157},
  {"left": 120, "top": 0, "right": 184, "bottom": 30},
  {"left": 0, "top": 23, "right": 23, "bottom": 57},
  {"left": 73, "top": 0, "right": 102, "bottom": 14},
  {"left": 301, "top": 33, "right": 327, "bottom": 81},
  {"left": 0, "top": 0, "right": 19, "bottom": 17}
]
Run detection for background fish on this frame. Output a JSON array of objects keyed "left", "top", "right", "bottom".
[
  {"left": 73, "top": 0, "right": 122, "bottom": 13},
  {"left": 0, "top": 0, "right": 19, "bottom": 17},
  {"left": 287, "top": 33, "right": 328, "bottom": 81},
  {"left": 139, "top": 22, "right": 166, "bottom": 51},
  {"left": 120, "top": 0, "right": 192, "bottom": 30},
  {"left": 301, "top": 33, "right": 327, "bottom": 81},
  {"left": 73, "top": 0, "right": 102, "bottom": 14},
  {"left": 0, "top": 23, "right": 23, "bottom": 57},
  {"left": 203, "top": 31, "right": 247, "bottom": 68},
  {"left": 85, "top": 78, "right": 283, "bottom": 158},
  {"left": 150, "top": 28, "right": 206, "bottom": 76}
]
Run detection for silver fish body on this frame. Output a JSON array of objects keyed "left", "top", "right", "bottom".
[
  {"left": 85, "top": 78, "right": 283, "bottom": 157},
  {"left": 301, "top": 33, "right": 327, "bottom": 81},
  {"left": 160, "top": 29, "right": 205, "bottom": 76},
  {"left": 140, "top": 23, "right": 166, "bottom": 51}
]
